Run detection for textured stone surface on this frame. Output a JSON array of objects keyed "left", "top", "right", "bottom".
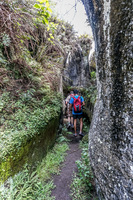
[
  {"left": 63, "top": 42, "right": 90, "bottom": 87},
  {"left": 82, "top": 0, "right": 133, "bottom": 199},
  {"left": 0, "top": 117, "right": 60, "bottom": 183}
]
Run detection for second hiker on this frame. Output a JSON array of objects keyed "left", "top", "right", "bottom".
[
  {"left": 65, "top": 91, "right": 74, "bottom": 128},
  {"left": 69, "top": 89, "right": 85, "bottom": 137}
]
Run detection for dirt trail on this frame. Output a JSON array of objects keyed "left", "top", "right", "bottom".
[{"left": 51, "top": 122, "right": 83, "bottom": 200}]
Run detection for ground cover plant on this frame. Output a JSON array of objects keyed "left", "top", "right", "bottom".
[
  {"left": 70, "top": 135, "right": 98, "bottom": 200},
  {"left": 0, "top": 135, "right": 69, "bottom": 200}
]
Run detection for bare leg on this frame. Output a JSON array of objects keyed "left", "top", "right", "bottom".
[
  {"left": 79, "top": 118, "right": 83, "bottom": 133},
  {"left": 74, "top": 119, "right": 77, "bottom": 134},
  {"left": 71, "top": 116, "right": 73, "bottom": 125},
  {"left": 68, "top": 116, "right": 71, "bottom": 124}
]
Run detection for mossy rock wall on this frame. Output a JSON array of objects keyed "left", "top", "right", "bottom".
[{"left": 0, "top": 116, "right": 60, "bottom": 184}]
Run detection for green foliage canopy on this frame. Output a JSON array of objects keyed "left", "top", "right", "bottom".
[
  {"left": 33, "top": 0, "right": 57, "bottom": 39},
  {"left": 34, "top": 0, "right": 52, "bottom": 24}
]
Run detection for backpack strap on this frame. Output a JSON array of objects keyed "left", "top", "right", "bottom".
[{"left": 73, "top": 96, "right": 81, "bottom": 100}]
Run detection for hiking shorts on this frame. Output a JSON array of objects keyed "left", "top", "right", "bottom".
[{"left": 73, "top": 114, "right": 83, "bottom": 119}]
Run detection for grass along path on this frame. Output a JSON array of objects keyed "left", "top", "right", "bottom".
[
  {"left": 51, "top": 133, "right": 82, "bottom": 200},
  {"left": 0, "top": 118, "right": 97, "bottom": 199},
  {"left": 0, "top": 137, "right": 69, "bottom": 200},
  {"left": 51, "top": 118, "right": 97, "bottom": 200}
]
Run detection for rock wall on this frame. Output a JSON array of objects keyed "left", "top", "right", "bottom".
[
  {"left": 63, "top": 42, "right": 90, "bottom": 87},
  {"left": 81, "top": 0, "right": 133, "bottom": 199},
  {"left": 0, "top": 117, "right": 60, "bottom": 184}
]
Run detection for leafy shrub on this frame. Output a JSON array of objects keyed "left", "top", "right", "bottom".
[
  {"left": 76, "top": 143, "right": 93, "bottom": 187},
  {"left": 90, "top": 71, "right": 96, "bottom": 79},
  {"left": 0, "top": 169, "right": 55, "bottom": 200},
  {"left": 0, "top": 32, "right": 11, "bottom": 47},
  {"left": 83, "top": 85, "right": 97, "bottom": 105}
]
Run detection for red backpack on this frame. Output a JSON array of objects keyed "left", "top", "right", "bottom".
[{"left": 73, "top": 96, "right": 82, "bottom": 113}]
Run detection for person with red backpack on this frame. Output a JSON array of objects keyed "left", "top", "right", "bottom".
[{"left": 69, "top": 89, "right": 85, "bottom": 137}]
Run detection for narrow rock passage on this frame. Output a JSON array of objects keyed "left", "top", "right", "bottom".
[{"left": 51, "top": 122, "right": 82, "bottom": 200}]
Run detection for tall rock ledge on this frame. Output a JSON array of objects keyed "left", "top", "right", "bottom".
[{"left": 81, "top": 0, "right": 133, "bottom": 199}]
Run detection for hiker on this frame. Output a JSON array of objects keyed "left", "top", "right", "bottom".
[
  {"left": 69, "top": 89, "right": 85, "bottom": 137},
  {"left": 65, "top": 91, "right": 74, "bottom": 128}
]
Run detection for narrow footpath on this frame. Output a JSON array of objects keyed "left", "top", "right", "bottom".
[{"left": 51, "top": 120, "right": 82, "bottom": 200}]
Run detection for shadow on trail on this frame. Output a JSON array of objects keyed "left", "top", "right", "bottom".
[{"left": 66, "top": 131, "right": 83, "bottom": 144}]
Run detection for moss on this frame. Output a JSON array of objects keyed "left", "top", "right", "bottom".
[
  {"left": 0, "top": 116, "right": 60, "bottom": 184},
  {"left": 82, "top": 134, "right": 89, "bottom": 143}
]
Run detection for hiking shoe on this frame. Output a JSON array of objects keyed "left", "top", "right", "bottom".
[
  {"left": 73, "top": 133, "right": 77, "bottom": 137},
  {"left": 71, "top": 124, "right": 74, "bottom": 129},
  {"left": 79, "top": 132, "right": 84, "bottom": 137},
  {"left": 67, "top": 124, "right": 71, "bottom": 128}
]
